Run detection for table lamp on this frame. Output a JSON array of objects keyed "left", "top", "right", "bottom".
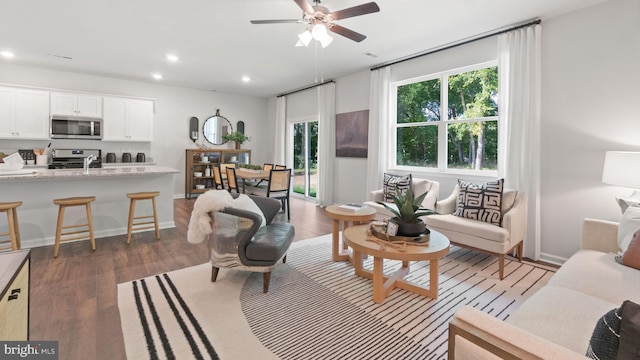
[{"left": 602, "top": 151, "right": 640, "bottom": 212}]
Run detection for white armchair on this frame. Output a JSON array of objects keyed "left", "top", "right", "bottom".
[
  {"left": 363, "top": 178, "right": 440, "bottom": 221},
  {"left": 425, "top": 185, "right": 527, "bottom": 279}
]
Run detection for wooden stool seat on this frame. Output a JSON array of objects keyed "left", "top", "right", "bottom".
[
  {"left": 53, "top": 196, "right": 96, "bottom": 258},
  {"left": 0, "top": 201, "right": 22, "bottom": 252},
  {"left": 126, "top": 191, "right": 160, "bottom": 244}
]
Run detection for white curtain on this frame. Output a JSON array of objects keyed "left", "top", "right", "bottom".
[
  {"left": 366, "top": 66, "right": 391, "bottom": 195},
  {"left": 316, "top": 82, "right": 336, "bottom": 206},
  {"left": 274, "top": 96, "right": 287, "bottom": 165},
  {"left": 498, "top": 25, "right": 542, "bottom": 260}
]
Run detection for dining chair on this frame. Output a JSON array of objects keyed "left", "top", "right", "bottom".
[
  {"left": 213, "top": 165, "right": 225, "bottom": 190},
  {"left": 226, "top": 167, "right": 240, "bottom": 193},
  {"left": 252, "top": 169, "right": 292, "bottom": 220},
  {"left": 256, "top": 163, "right": 274, "bottom": 188},
  {"left": 274, "top": 165, "right": 286, "bottom": 170},
  {"left": 220, "top": 163, "right": 236, "bottom": 179}
]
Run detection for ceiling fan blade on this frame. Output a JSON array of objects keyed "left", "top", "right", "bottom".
[
  {"left": 329, "top": 24, "right": 367, "bottom": 42},
  {"left": 293, "top": 0, "right": 314, "bottom": 14},
  {"left": 329, "top": 2, "right": 380, "bottom": 20},
  {"left": 250, "top": 19, "right": 304, "bottom": 24}
]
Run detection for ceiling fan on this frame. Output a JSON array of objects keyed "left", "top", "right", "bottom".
[{"left": 250, "top": 0, "right": 380, "bottom": 44}]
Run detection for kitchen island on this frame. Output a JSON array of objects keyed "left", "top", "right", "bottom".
[{"left": 0, "top": 166, "right": 179, "bottom": 248}]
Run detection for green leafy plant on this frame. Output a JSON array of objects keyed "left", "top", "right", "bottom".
[
  {"left": 376, "top": 185, "right": 437, "bottom": 224},
  {"left": 222, "top": 131, "right": 251, "bottom": 144},
  {"left": 238, "top": 164, "right": 262, "bottom": 170}
]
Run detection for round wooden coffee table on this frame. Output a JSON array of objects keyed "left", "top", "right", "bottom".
[
  {"left": 343, "top": 224, "right": 450, "bottom": 303},
  {"left": 325, "top": 205, "right": 376, "bottom": 262}
]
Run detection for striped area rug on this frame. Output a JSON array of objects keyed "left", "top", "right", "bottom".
[{"left": 118, "top": 234, "right": 555, "bottom": 360}]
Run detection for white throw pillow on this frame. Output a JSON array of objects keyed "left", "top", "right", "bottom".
[
  {"left": 618, "top": 206, "right": 640, "bottom": 252},
  {"left": 231, "top": 195, "right": 266, "bottom": 228}
]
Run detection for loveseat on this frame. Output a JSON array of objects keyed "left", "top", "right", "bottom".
[
  {"left": 364, "top": 177, "right": 440, "bottom": 220},
  {"left": 448, "top": 218, "right": 640, "bottom": 359}
]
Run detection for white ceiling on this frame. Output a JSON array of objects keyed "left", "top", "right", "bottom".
[{"left": 0, "top": 0, "right": 607, "bottom": 98}]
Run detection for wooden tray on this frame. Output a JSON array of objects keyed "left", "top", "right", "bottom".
[{"left": 370, "top": 224, "right": 430, "bottom": 243}]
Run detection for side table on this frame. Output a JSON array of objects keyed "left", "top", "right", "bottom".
[{"left": 324, "top": 204, "right": 376, "bottom": 262}]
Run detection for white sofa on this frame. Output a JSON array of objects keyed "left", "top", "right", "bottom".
[
  {"left": 364, "top": 178, "right": 439, "bottom": 221},
  {"left": 448, "top": 218, "right": 640, "bottom": 359},
  {"left": 426, "top": 185, "right": 527, "bottom": 279}
]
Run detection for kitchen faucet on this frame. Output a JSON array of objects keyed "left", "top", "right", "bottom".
[{"left": 84, "top": 154, "right": 97, "bottom": 174}]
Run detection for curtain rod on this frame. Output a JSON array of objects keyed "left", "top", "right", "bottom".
[
  {"left": 370, "top": 19, "right": 541, "bottom": 71},
  {"left": 277, "top": 80, "right": 335, "bottom": 98}
]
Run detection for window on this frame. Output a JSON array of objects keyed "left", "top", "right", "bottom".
[{"left": 392, "top": 62, "right": 499, "bottom": 173}]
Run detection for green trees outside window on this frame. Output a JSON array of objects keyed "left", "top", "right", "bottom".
[{"left": 395, "top": 65, "right": 498, "bottom": 171}]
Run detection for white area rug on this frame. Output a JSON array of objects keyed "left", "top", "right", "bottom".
[{"left": 118, "top": 234, "right": 555, "bottom": 360}]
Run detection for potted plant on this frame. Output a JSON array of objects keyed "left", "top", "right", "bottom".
[
  {"left": 376, "top": 185, "right": 437, "bottom": 236},
  {"left": 238, "top": 164, "right": 263, "bottom": 173},
  {"left": 223, "top": 131, "right": 251, "bottom": 149}
]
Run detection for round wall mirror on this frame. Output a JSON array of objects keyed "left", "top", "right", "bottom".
[{"left": 203, "top": 110, "right": 232, "bottom": 145}]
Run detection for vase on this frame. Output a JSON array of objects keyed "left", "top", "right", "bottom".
[
  {"left": 235, "top": 142, "right": 241, "bottom": 150},
  {"left": 392, "top": 218, "right": 426, "bottom": 237}
]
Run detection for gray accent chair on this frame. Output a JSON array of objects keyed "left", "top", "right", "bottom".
[{"left": 208, "top": 194, "right": 295, "bottom": 293}]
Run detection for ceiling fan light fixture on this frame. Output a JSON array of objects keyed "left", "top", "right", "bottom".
[
  {"left": 319, "top": 34, "right": 333, "bottom": 48},
  {"left": 311, "top": 24, "right": 328, "bottom": 41},
  {"left": 297, "top": 30, "right": 312, "bottom": 47}
]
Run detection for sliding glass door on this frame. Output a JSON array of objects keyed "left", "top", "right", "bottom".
[{"left": 292, "top": 121, "right": 318, "bottom": 198}]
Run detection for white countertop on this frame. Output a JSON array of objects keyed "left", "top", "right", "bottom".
[{"left": 0, "top": 165, "right": 179, "bottom": 180}]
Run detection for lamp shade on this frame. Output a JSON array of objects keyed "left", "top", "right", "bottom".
[{"left": 602, "top": 151, "right": 640, "bottom": 188}]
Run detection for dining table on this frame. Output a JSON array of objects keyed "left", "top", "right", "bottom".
[{"left": 235, "top": 168, "right": 270, "bottom": 193}]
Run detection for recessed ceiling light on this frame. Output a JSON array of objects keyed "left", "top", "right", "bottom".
[
  {"left": 242, "top": 76, "right": 251, "bottom": 82},
  {"left": 1, "top": 51, "right": 15, "bottom": 58},
  {"left": 152, "top": 73, "right": 163, "bottom": 80},
  {"left": 166, "top": 54, "right": 179, "bottom": 62}
]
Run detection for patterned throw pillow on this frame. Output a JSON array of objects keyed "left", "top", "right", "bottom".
[
  {"left": 383, "top": 173, "right": 412, "bottom": 203},
  {"left": 453, "top": 179, "right": 504, "bottom": 226},
  {"left": 586, "top": 306, "right": 622, "bottom": 360}
]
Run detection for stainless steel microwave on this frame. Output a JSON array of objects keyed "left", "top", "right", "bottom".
[{"left": 50, "top": 116, "right": 102, "bottom": 140}]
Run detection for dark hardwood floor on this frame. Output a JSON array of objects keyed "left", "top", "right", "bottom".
[{"left": 28, "top": 195, "right": 332, "bottom": 360}]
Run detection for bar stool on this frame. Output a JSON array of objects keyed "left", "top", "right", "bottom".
[
  {"left": 53, "top": 196, "right": 96, "bottom": 257},
  {"left": 126, "top": 191, "right": 160, "bottom": 244},
  {"left": 0, "top": 201, "right": 22, "bottom": 251}
]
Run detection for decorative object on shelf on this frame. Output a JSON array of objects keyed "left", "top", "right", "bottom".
[
  {"left": 223, "top": 131, "right": 251, "bottom": 150},
  {"left": 203, "top": 109, "right": 232, "bottom": 145},
  {"left": 189, "top": 117, "right": 199, "bottom": 142},
  {"left": 376, "top": 185, "right": 436, "bottom": 237}
]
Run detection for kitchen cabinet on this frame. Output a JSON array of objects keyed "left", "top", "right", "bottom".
[
  {"left": 0, "top": 87, "right": 50, "bottom": 139},
  {"left": 185, "top": 149, "right": 251, "bottom": 199},
  {"left": 103, "top": 97, "right": 153, "bottom": 142},
  {"left": 0, "top": 250, "right": 30, "bottom": 340},
  {"left": 51, "top": 92, "right": 102, "bottom": 118}
]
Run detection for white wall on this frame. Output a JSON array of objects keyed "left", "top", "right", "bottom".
[
  {"left": 0, "top": 63, "right": 269, "bottom": 197},
  {"left": 273, "top": 0, "right": 640, "bottom": 262},
  {"left": 539, "top": 0, "right": 640, "bottom": 262}
]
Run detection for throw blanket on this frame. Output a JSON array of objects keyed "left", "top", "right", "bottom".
[{"left": 187, "top": 190, "right": 234, "bottom": 244}]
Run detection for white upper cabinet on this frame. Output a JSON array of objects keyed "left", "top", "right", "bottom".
[
  {"left": 103, "top": 97, "right": 153, "bottom": 142},
  {"left": 51, "top": 92, "right": 102, "bottom": 118},
  {"left": 0, "top": 87, "right": 50, "bottom": 139}
]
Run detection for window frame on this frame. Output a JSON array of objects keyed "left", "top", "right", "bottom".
[{"left": 389, "top": 60, "right": 500, "bottom": 178}]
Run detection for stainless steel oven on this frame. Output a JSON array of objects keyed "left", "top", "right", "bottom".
[{"left": 50, "top": 116, "right": 102, "bottom": 140}]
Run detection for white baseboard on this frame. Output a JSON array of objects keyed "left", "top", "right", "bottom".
[
  {"left": 20, "top": 221, "right": 176, "bottom": 249},
  {"left": 539, "top": 252, "right": 568, "bottom": 266}
]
